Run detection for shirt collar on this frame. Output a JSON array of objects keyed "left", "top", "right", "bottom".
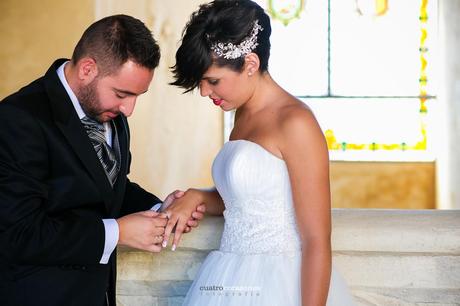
[{"left": 56, "top": 61, "right": 86, "bottom": 120}]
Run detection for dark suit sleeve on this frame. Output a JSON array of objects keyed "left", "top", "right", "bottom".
[{"left": 0, "top": 103, "right": 105, "bottom": 265}]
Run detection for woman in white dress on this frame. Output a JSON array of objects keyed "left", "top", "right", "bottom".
[{"left": 162, "top": 1, "right": 356, "bottom": 305}]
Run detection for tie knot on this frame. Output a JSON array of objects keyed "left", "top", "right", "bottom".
[
  {"left": 81, "top": 116, "right": 120, "bottom": 186},
  {"left": 81, "top": 116, "right": 105, "bottom": 133}
]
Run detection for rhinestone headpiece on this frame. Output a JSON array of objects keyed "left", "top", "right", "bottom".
[{"left": 210, "top": 20, "right": 264, "bottom": 60}]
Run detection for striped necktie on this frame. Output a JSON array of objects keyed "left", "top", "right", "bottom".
[{"left": 81, "top": 116, "right": 120, "bottom": 186}]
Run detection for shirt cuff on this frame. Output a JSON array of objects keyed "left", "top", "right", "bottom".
[
  {"left": 151, "top": 202, "right": 163, "bottom": 212},
  {"left": 100, "top": 219, "right": 119, "bottom": 264}
]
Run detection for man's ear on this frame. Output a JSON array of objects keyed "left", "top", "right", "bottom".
[
  {"left": 77, "top": 57, "right": 99, "bottom": 84},
  {"left": 244, "top": 53, "right": 260, "bottom": 76}
]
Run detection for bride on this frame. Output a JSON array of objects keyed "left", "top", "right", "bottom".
[{"left": 162, "top": 1, "right": 356, "bottom": 305}]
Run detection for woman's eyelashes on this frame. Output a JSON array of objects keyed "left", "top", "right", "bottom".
[{"left": 208, "top": 79, "right": 219, "bottom": 86}]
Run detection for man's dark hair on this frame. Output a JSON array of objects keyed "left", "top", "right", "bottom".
[{"left": 71, "top": 14, "right": 161, "bottom": 75}]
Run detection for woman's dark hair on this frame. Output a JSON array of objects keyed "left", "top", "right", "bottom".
[
  {"left": 71, "top": 14, "right": 161, "bottom": 76},
  {"left": 171, "top": 0, "right": 271, "bottom": 92}
]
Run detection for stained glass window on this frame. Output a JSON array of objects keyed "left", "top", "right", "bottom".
[{"left": 229, "top": 0, "right": 437, "bottom": 161}]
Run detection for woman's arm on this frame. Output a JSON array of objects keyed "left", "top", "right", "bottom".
[
  {"left": 162, "top": 188, "right": 225, "bottom": 250},
  {"left": 280, "top": 106, "right": 332, "bottom": 306}
]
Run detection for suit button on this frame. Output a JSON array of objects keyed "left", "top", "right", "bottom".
[{"left": 81, "top": 265, "right": 87, "bottom": 271}]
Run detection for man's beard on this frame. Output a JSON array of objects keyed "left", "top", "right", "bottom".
[{"left": 76, "top": 80, "right": 104, "bottom": 123}]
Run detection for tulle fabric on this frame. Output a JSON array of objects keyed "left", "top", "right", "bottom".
[
  {"left": 183, "top": 250, "right": 300, "bottom": 306},
  {"left": 183, "top": 250, "right": 355, "bottom": 306}
]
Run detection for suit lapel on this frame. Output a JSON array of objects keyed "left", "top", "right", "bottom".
[{"left": 44, "top": 59, "right": 114, "bottom": 212}]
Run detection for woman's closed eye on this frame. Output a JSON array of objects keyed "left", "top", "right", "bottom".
[{"left": 207, "top": 79, "right": 219, "bottom": 86}]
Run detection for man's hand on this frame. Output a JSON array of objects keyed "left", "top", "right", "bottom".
[{"left": 117, "top": 210, "right": 167, "bottom": 252}]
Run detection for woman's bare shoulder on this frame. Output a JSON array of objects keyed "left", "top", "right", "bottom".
[
  {"left": 278, "top": 99, "right": 319, "bottom": 132},
  {"left": 275, "top": 98, "right": 327, "bottom": 155}
]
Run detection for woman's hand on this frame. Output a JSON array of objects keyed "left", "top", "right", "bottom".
[
  {"left": 162, "top": 189, "right": 205, "bottom": 250},
  {"left": 162, "top": 190, "right": 206, "bottom": 233}
]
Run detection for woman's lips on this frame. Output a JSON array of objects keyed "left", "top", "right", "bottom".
[{"left": 212, "top": 98, "right": 223, "bottom": 106}]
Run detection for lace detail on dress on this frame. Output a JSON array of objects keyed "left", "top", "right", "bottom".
[{"left": 219, "top": 198, "right": 301, "bottom": 255}]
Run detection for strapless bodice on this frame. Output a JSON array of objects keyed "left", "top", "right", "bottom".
[{"left": 212, "top": 140, "right": 301, "bottom": 255}]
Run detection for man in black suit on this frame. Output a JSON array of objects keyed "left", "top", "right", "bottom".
[{"left": 0, "top": 14, "right": 204, "bottom": 306}]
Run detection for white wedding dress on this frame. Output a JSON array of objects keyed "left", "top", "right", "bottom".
[{"left": 183, "top": 140, "right": 356, "bottom": 306}]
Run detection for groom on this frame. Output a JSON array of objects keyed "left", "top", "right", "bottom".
[{"left": 0, "top": 15, "right": 204, "bottom": 306}]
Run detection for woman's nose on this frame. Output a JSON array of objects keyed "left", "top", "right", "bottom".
[{"left": 199, "top": 81, "right": 212, "bottom": 97}]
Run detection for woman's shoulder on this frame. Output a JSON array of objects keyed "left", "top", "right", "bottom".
[
  {"left": 275, "top": 97, "right": 327, "bottom": 153},
  {"left": 277, "top": 98, "right": 319, "bottom": 132}
]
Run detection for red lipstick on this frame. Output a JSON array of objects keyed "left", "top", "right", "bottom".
[{"left": 212, "top": 98, "right": 223, "bottom": 106}]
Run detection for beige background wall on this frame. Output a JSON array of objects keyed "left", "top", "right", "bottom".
[
  {"left": 0, "top": 0, "right": 436, "bottom": 209},
  {"left": 331, "top": 162, "right": 435, "bottom": 209},
  {"left": 0, "top": 0, "right": 94, "bottom": 98}
]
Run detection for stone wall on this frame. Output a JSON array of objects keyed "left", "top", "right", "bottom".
[{"left": 116, "top": 209, "right": 460, "bottom": 306}]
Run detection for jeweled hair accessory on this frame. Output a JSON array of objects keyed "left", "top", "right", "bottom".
[{"left": 210, "top": 20, "right": 264, "bottom": 60}]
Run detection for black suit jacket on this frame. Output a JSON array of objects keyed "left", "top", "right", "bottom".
[{"left": 0, "top": 59, "right": 161, "bottom": 306}]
